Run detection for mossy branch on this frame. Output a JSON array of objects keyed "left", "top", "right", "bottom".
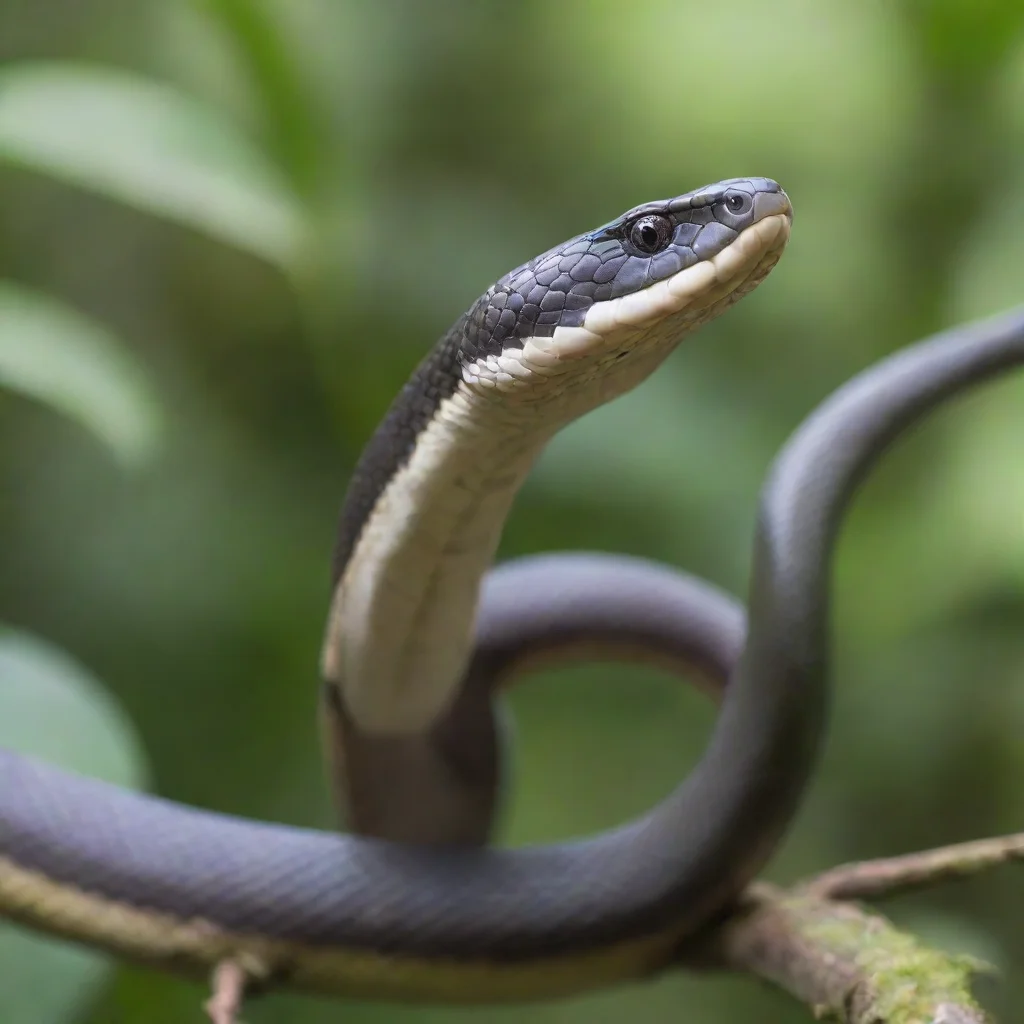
[{"left": 681, "top": 831, "right": 1023, "bottom": 1023}]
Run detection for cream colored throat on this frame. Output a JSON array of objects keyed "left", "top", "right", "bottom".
[{"left": 321, "top": 390, "right": 548, "bottom": 734}]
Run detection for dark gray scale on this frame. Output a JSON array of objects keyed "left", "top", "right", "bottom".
[{"left": 332, "top": 177, "right": 785, "bottom": 581}]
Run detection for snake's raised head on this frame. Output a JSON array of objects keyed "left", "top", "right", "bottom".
[
  {"left": 460, "top": 177, "right": 791, "bottom": 393},
  {"left": 326, "top": 178, "right": 790, "bottom": 738}
]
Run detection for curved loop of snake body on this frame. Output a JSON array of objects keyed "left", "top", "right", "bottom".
[{"left": 1, "top": 174, "right": 1023, "bottom": 1003}]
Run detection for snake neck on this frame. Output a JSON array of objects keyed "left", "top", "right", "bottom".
[
  {"left": 321, "top": 331, "right": 709, "bottom": 735},
  {"left": 321, "top": 382, "right": 550, "bottom": 734}
]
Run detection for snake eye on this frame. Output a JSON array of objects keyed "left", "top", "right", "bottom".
[
  {"left": 723, "top": 191, "right": 752, "bottom": 215},
  {"left": 627, "top": 214, "right": 672, "bottom": 254}
]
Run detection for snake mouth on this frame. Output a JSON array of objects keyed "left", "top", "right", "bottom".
[
  {"left": 462, "top": 201, "right": 791, "bottom": 391},
  {"left": 570, "top": 206, "right": 791, "bottom": 344}
]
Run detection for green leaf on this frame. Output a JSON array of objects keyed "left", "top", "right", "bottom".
[
  {"left": 0, "top": 629, "right": 147, "bottom": 1024},
  {"left": 0, "top": 62, "right": 304, "bottom": 268},
  {"left": 0, "top": 281, "right": 163, "bottom": 466},
  {"left": 197, "top": 0, "right": 324, "bottom": 194},
  {"left": 906, "top": 0, "right": 1024, "bottom": 78},
  {"left": 0, "top": 629, "right": 146, "bottom": 778}
]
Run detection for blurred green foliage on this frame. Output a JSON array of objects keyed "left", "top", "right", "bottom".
[{"left": 1, "top": 1, "right": 1023, "bottom": 1021}]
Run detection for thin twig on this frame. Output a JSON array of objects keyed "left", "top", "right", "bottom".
[
  {"left": 204, "top": 959, "right": 249, "bottom": 1024},
  {"left": 804, "top": 832, "right": 1024, "bottom": 902}
]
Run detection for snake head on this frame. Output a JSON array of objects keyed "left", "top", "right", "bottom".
[{"left": 459, "top": 177, "right": 792, "bottom": 392}]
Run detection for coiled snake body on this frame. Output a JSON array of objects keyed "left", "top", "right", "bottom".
[{"left": 1, "top": 177, "right": 1022, "bottom": 1003}]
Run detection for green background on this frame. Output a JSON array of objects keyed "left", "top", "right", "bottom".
[{"left": 1, "top": 1, "right": 1023, "bottom": 1021}]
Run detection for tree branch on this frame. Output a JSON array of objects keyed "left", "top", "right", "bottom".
[
  {"left": 697, "top": 883, "right": 995, "bottom": 1023},
  {"left": 688, "top": 832, "right": 1024, "bottom": 1022},
  {"left": 679, "top": 830, "right": 1023, "bottom": 1021}
]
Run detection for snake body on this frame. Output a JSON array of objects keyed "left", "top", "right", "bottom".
[{"left": 2, "top": 173, "right": 1023, "bottom": 1003}]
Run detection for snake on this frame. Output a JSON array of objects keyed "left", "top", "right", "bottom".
[{"left": 2, "top": 175, "right": 1023, "bottom": 1005}]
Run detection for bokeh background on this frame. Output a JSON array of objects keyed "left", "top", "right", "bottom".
[{"left": 2, "top": 1, "right": 1023, "bottom": 1021}]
